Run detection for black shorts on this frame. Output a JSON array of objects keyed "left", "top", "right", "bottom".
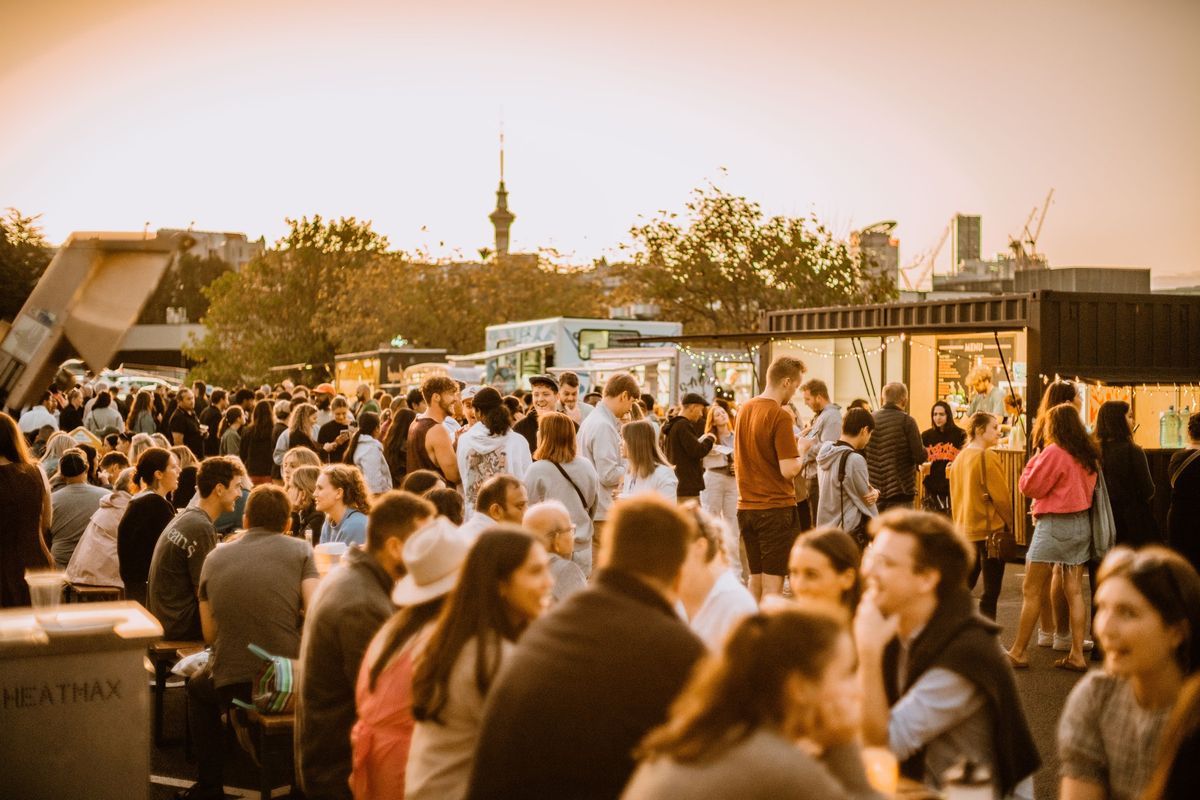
[{"left": 737, "top": 506, "right": 802, "bottom": 577}]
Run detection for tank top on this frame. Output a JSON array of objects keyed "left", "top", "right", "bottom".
[{"left": 406, "top": 417, "right": 444, "bottom": 477}]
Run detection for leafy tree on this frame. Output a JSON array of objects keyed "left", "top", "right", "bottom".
[
  {"left": 137, "top": 252, "right": 233, "bottom": 324},
  {"left": 0, "top": 208, "right": 54, "bottom": 323},
  {"left": 331, "top": 255, "right": 608, "bottom": 355},
  {"left": 184, "top": 216, "right": 388, "bottom": 385},
  {"left": 616, "top": 185, "right": 896, "bottom": 334}
]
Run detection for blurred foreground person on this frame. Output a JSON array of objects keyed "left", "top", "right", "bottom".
[
  {"left": 855, "top": 510, "right": 1038, "bottom": 799},
  {"left": 623, "top": 603, "right": 881, "bottom": 800},
  {"left": 675, "top": 504, "right": 756, "bottom": 649},
  {"left": 465, "top": 495, "right": 705, "bottom": 800},
  {"left": 297, "top": 491, "right": 434, "bottom": 800},
  {"left": 0, "top": 411, "right": 53, "bottom": 607},
  {"left": 407, "top": 528, "right": 551, "bottom": 800},
  {"left": 351, "top": 517, "right": 469, "bottom": 799},
  {"left": 788, "top": 527, "right": 863, "bottom": 613},
  {"left": 1058, "top": 546, "right": 1200, "bottom": 800}
]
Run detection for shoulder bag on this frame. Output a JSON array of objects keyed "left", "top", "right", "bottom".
[
  {"left": 1089, "top": 470, "right": 1117, "bottom": 560},
  {"left": 980, "top": 450, "right": 1017, "bottom": 561},
  {"left": 551, "top": 461, "right": 596, "bottom": 519},
  {"left": 1170, "top": 449, "right": 1200, "bottom": 488},
  {"left": 838, "top": 449, "right": 871, "bottom": 549}
]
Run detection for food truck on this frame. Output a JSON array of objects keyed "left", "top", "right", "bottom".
[{"left": 447, "top": 317, "right": 682, "bottom": 395}]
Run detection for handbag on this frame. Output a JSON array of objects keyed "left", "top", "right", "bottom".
[
  {"left": 1089, "top": 470, "right": 1117, "bottom": 560},
  {"left": 231, "top": 644, "right": 298, "bottom": 714},
  {"left": 980, "top": 451, "right": 1017, "bottom": 561}
]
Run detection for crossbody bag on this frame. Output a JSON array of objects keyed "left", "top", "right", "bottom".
[{"left": 551, "top": 461, "right": 596, "bottom": 519}]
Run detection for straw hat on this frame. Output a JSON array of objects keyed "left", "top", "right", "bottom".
[{"left": 392, "top": 517, "right": 470, "bottom": 605}]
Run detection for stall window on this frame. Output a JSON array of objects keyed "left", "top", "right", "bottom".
[{"left": 578, "top": 330, "right": 611, "bottom": 360}]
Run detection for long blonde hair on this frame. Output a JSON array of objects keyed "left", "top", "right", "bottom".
[{"left": 623, "top": 419, "right": 669, "bottom": 480}]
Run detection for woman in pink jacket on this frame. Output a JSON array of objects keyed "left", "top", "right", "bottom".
[{"left": 1008, "top": 404, "right": 1100, "bottom": 672}]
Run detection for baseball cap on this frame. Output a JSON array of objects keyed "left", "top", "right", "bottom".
[
  {"left": 528, "top": 374, "right": 559, "bottom": 393},
  {"left": 681, "top": 393, "right": 709, "bottom": 407}
]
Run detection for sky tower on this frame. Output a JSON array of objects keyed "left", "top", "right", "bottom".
[{"left": 489, "top": 131, "right": 515, "bottom": 258}]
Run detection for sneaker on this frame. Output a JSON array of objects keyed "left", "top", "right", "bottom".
[
  {"left": 1053, "top": 633, "right": 1094, "bottom": 652},
  {"left": 1037, "top": 630, "right": 1054, "bottom": 647}
]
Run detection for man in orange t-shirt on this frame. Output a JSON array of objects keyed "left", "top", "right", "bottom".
[{"left": 734, "top": 356, "right": 805, "bottom": 600}]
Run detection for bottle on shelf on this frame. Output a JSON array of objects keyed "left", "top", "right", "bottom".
[
  {"left": 1161, "top": 405, "right": 1181, "bottom": 448},
  {"left": 1180, "top": 407, "right": 1191, "bottom": 448}
]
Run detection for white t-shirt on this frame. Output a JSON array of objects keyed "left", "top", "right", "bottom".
[{"left": 676, "top": 570, "right": 758, "bottom": 650}]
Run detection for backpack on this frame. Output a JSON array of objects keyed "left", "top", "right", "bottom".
[{"left": 836, "top": 447, "right": 871, "bottom": 549}]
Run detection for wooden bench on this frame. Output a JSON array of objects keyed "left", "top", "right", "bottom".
[
  {"left": 234, "top": 706, "right": 296, "bottom": 800},
  {"left": 66, "top": 583, "right": 124, "bottom": 603},
  {"left": 147, "top": 639, "right": 205, "bottom": 747}
]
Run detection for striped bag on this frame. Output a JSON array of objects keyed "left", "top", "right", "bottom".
[{"left": 232, "top": 643, "right": 297, "bottom": 714}]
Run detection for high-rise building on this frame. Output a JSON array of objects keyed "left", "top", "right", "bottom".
[
  {"left": 850, "top": 221, "right": 899, "bottom": 287},
  {"left": 951, "top": 214, "right": 981, "bottom": 273}
]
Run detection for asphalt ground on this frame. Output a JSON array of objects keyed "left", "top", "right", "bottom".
[{"left": 147, "top": 565, "right": 1087, "bottom": 800}]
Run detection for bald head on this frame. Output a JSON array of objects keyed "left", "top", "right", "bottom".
[{"left": 524, "top": 500, "right": 574, "bottom": 557}]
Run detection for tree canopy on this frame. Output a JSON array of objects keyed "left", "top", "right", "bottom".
[
  {"left": 185, "top": 216, "right": 390, "bottom": 385},
  {"left": 138, "top": 252, "right": 233, "bottom": 324},
  {"left": 616, "top": 184, "right": 897, "bottom": 334},
  {"left": 0, "top": 208, "right": 53, "bottom": 323}
]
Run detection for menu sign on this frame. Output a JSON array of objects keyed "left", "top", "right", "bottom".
[{"left": 935, "top": 334, "right": 1019, "bottom": 408}]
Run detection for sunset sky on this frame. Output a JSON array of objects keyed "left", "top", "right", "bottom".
[{"left": 3, "top": 0, "right": 1198, "bottom": 286}]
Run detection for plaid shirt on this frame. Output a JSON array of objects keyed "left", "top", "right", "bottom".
[{"left": 1058, "top": 672, "right": 1170, "bottom": 800}]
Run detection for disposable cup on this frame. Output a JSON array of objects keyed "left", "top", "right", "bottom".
[{"left": 25, "top": 570, "right": 66, "bottom": 610}]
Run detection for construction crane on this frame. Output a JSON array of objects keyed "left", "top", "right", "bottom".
[
  {"left": 900, "top": 222, "right": 950, "bottom": 291},
  {"left": 1009, "top": 188, "right": 1054, "bottom": 270}
]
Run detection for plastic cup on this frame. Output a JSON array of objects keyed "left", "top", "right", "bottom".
[
  {"left": 862, "top": 746, "right": 899, "bottom": 795},
  {"left": 25, "top": 570, "right": 66, "bottom": 610}
]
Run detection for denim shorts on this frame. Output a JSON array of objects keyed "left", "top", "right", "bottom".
[{"left": 1026, "top": 510, "right": 1091, "bottom": 565}]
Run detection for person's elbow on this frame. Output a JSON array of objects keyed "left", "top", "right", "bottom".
[{"left": 779, "top": 458, "right": 802, "bottom": 479}]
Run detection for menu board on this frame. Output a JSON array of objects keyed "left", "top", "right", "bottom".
[{"left": 935, "top": 334, "right": 1021, "bottom": 411}]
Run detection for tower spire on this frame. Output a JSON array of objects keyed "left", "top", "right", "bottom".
[{"left": 489, "top": 125, "right": 514, "bottom": 258}]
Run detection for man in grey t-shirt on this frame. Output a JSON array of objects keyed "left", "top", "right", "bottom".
[
  {"left": 180, "top": 485, "right": 320, "bottom": 800},
  {"left": 49, "top": 451, "right": 108, "bottom": 568},
  {"left": 147, "top": 458, "right": 240, "bottom": 641}
]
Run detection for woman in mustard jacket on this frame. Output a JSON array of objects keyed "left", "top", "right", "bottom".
[{"left": 949, "top": 411, "right": 1014, "bottom": 620}]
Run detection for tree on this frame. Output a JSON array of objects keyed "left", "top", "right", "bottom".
[
  {"left": 331, "top": 255, "right": 608, "bottom": 355},
  {"left": 184, "top": 215, "right": 388, "bottom": 385},
  {"left": 137, "top": 252, "right": 233, "bottom": 324},
  {"left": 616, "top": 185, "right": 897, "bottom": 334},
  {"left": 0, "top": 208, "right": 54, "bottom": 323}
]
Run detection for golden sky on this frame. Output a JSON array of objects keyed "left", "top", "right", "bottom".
[{"left": 3, "top": 0, "right": 1198, "bottom": 286}]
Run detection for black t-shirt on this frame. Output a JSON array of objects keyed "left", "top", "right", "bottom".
[
  {"left": 317, "top": 420, "right": 351, "bottom": 463},
  {"left": 199, "top": 404, "right": 224, "bottom": 456},
  {"left": 170, "top": 408, "right": 205, "bottom": 460}
]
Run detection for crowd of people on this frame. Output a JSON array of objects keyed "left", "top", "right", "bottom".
[{"left": 2, "top": 359, "right": 1200, "bottom": 800}]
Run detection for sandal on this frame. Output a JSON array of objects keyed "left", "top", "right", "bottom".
[
  {"left": 1053, "top": 657, "right": 1088, "bottom": 673},
  {"left": 1006, "top": 652, "right": 1029, "bottom": 670}
]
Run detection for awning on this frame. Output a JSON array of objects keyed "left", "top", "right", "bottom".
[
  {"left": 447, "top": 340, "right": 555, "bottom": 364},
  {"left": 548, "top": 356, "right": 669, "bottom": 374}
]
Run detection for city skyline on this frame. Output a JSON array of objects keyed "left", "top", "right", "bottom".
[{"left": 3, "top": 0, "right": 1198, "bottom": 287}]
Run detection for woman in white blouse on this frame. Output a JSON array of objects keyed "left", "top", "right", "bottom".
[{"left": 620, "top": 419, "right": 677, "bottom": 502}]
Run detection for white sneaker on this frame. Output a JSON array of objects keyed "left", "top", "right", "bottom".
[
  {"left": 1037, "top": 630, "right": 1054, "bottom": 647},
  {"left": 1053, "top": 633, "right": 1094, "bottom": 652}
]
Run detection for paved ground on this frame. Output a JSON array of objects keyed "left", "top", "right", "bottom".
[{"left": 148, "top": 565, "right": 1088, "bottom": 799}]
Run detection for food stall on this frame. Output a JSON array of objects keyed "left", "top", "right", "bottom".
[
  {"left": 759, "top": 290, "right": 1200, "bottom": 542},
  {"left": 332, "top": 347, "right": 448, "bottom": 395}
]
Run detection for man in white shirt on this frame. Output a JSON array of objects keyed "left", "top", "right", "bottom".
[
  {"left": 457, "top": 474, "right": 528, "bottom": 542},
  {"left": 19, "top": 390, "right": 59, "bottom": 434},
  {"left": 577, "top": 372, "right": 639, "bottom": 551}
]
